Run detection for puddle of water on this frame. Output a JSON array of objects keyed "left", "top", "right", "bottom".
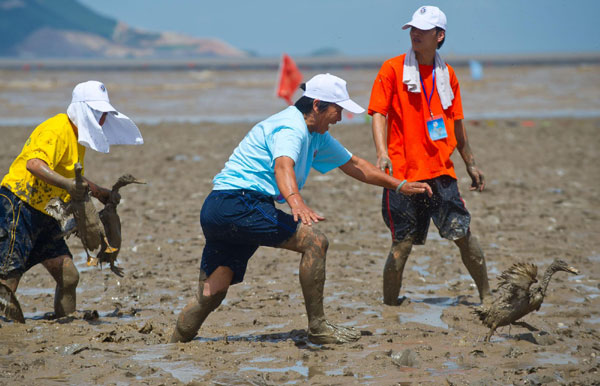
[
  {"left": 443, "top": 361, "right": 460, "bottom": 370},
  {"left": 588, "top": 253, "right": 600, "bottom": 263},
  {"left": 325, "top": 368, "right": 344, "bottom": 376},
  {"left": 154, "top": 360, "right": 208, "bottom": 382},
  {"left": 264, "top": 323, "right": 288, "bottom": 330},
  {"left": 249, "top": 356, "right": 276, "bottom": 363},
  {"left": 427, "top": 360, "right": 466, "bottom": 376},
  {"left": 17, "top": 287, "right": 53, "bottom": 296},
  {"left": 333, "top": 300, "right": 366, "bottom": 310},
  {"left": 362, "top": 309, "right": 381, "bottom": 318},
  {"left": 585, "top": 316, "right": 600, "bottom": 324},
  {"left": 324, "top": 291, "right": 351, "bottom": 303},
  {"left": 351, "top": 249, "right": 385, "bottom": 257},
  {"left": 420, "top": 297, "right": 460, "bottom": 307},
  {"left": 488, "top": 266, "right": 501, "bottom": 275},
  {"left": 536, "top": 352, "right": 579, "bottom": 365},
  {"left": 132, "top": 347, "right": 208, "bottom": 382},
  {"left": 411, "top": 264, "right": 431, "bottom": 277},
  {"left": 572, "top": 283, "right": 600, "bottom": 294},
  {"left": 240, "top": 360, "right": 308, "bottom": 377},
  {"left": 22, "top": 311, "right": 47, "bottom": 320},
  {"left": 398, "top": 303, "right": 448, "bottom": 329}
]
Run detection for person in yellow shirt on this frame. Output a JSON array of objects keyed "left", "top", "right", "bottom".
[{"left": 0, "top": 80, "right": 143, "bottom": 321}]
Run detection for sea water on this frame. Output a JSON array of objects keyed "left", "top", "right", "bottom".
[{"left": 0, "top": 61, "right": 599, "bottom": 127}]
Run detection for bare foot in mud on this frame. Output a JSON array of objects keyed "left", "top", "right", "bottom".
[{"left": 307, "top": 320, "right": 361, "bottom": 344}]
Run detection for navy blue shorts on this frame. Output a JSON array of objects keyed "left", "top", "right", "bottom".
[
  {"left": 0, "top": 187, "right": 72, "bottom": 278},
  {"left": 200, "top": 189, "right": 298, "bottom": 285},
  {"left": 382, "top": 175, "right": 471, "bottom": 245}
]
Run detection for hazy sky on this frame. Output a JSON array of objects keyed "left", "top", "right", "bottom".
[{"left": 79, "top": 0, "right": 599, "bottom": 57}]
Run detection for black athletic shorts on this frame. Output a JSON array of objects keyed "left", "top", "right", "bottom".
[
  {"left": 381, "top": 175, "right": 471, "bottom": 245},
  {"left": 0, "top": 187, "right": 71, "bottom": 277}
]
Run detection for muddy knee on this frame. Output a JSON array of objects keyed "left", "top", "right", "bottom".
[
  {"left": 308, "top": 230, "right": 329, "bottom": 255},
  {"left": 385, "top": 238, "right": 412, "bottom": 272},
  {"left": 61, "top": 259, "right": 79, "bottom": 290}
]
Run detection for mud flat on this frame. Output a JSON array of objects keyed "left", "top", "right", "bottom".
[{"left": 0, "top": 117, "right": 599, "bottom": 384}]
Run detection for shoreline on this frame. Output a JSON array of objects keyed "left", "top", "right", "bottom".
[
  {"left": 1, "top": 114, "right": 599, "bottom": 129},
  {"left": 1, "top": 52, "right": 599, "bottom": 71}
]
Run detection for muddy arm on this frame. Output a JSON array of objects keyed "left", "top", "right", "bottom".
[{"left": 26, "top": 159, "right": 85, "bottom": 199}]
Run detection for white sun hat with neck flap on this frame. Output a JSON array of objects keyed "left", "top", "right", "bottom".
[
  {"left": 402, "top": 5, "right": 447, "bottom": 31},
  {"left": 67, "top": 80, "right": 143, "bottom": 154},
  {"left": 303, "top": 73, "right": 365, "bottom": 114}
]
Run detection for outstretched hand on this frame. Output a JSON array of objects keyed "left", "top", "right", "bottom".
[
  {"left": 291, "top": 202, "right": 325, "bottom": 226},
  {"left": 399, "top": 182, "right": 433, "bottom": 197}
]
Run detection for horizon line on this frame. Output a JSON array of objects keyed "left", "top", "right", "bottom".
[{"left": 1, "top": 52, "right": 599, "bottom": 71}]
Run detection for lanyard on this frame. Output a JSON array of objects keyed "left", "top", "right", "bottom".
[{"left": 419, "top": 68, "right": 435, "bottom": 118}]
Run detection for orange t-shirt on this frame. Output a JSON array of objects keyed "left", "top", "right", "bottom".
[{"left": 368, "top": 54, "right": 464, "bottom": 181}]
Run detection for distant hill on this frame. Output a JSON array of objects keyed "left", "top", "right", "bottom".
[{"left": 0, "top": 0, "right": 247, "bottom": 58}]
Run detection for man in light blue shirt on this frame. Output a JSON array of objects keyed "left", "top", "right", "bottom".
[
  {"left": 171, "top": 73, "right": 432, "bottom": 345},
  {"left": 213, "top": 104, "right": 351, "bottom": 198}
]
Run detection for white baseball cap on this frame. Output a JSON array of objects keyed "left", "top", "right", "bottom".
[
  {"left": 402, "top": 5, "right": 447, "bottom": 31},
  {"left": 303, "top": 73, "right": 365, "bottom": 114},
  {"left": 71, "top": 80, "right": 117, "bottom": 112}
]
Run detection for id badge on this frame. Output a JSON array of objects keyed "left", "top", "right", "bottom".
[{"left": 426, "top": 115, "right": 447, "bottom": 141}]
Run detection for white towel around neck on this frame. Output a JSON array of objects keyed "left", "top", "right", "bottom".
[{"left": 402, "top": 49, "right": 454, "bottom": 110}]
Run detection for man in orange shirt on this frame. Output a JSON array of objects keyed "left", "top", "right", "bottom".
[{"left": 368, "top": 5, "right": 491, "bottom": 305}]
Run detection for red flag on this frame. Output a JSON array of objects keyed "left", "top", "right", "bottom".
[{"left": 276, "top": 54, "right": 302, "bottom": 105}]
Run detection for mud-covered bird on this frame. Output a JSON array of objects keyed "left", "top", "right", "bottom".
[
  {"left": 474, "top": 258, "right": 578, "bottom": 342},
  {"left": 46, "top": 163, "right": 117, "bottom": 266},
  {"left": 96, "top": 174, "right": 144, "bottom": 276}
]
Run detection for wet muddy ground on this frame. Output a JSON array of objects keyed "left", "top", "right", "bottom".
[{"left": 1, "top": 118, "right": 599, "bottom": 385}]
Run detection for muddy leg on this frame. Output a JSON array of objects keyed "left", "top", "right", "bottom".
[
  {"left": 454, "top": 232, "right": 491, "bottom": 302},
  {"left": 0, "top": 275, "right": 20, "bottom": 294},
  {"left": 279, "top": 225, "right": 360, "bottom": 344},
  {"left": 485, "top": 324, "right": 498, "bottom": 342},
  {"left": 42, "top": 255, "right": 79, "bottom": 317},
  {"left": 170, "top": 267, "right": 231, "bottom": 343},
  {"left": 383, "top": 238, "right": 413, "bottom": 305},
  {"left": 0, "top": 275, "right": 24, "bottom": 323}
]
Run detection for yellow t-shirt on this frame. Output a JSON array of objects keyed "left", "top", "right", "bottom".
[{"left": 1, "top": 113, "right": 86, "bottom": 214}]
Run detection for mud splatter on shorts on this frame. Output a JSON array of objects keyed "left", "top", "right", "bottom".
[
  {"left": 0, "top": 186, "right": 71, "bottom": 277},
  {"left": 382, "top": 175, "right": 471, "bottom": 245}
]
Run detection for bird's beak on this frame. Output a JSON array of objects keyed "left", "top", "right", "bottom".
[{"left": 566, "top": 266, "right": 579, "bottom": 275}]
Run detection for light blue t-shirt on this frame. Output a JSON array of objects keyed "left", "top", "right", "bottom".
[{"left": 213, "top": 106, "right": 352, "bottom": 199}]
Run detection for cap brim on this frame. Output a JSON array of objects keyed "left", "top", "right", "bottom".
[
  {"left": 86, "top": 100, "right": 117, "bottom": 113},
  {"left": 402, "top": 20, "right": 436, "bottom": 30},
  {"left": 336, "top": 99, "right": 365, "bottom": 114}
]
